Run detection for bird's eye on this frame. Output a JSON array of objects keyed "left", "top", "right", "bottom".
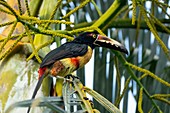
[{"left": 92, "top": 34, "right": 96, "bottom": 38}]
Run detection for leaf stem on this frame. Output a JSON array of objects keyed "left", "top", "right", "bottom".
[{"left": 113, "top": 50, "right": 162, "bottom": 112}]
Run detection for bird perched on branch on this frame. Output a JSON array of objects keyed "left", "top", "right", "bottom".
[{"left": 27, "top": 31, "right": 128, "bottom": 113}]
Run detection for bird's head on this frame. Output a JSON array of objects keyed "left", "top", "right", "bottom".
[{"left": 73, "top": 32, "right": 128, "bottom": 54}]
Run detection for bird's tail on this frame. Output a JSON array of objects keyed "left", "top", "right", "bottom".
[{"left": 27, "top": 72, "right": 46, "bottom": 113}]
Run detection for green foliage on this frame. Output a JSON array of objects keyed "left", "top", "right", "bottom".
[{"left": 0, "top": 0, "right": 170, "bottom": 113}]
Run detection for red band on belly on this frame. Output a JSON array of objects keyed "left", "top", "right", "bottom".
[{"left": 71, "top": 58, "right": 79, "bottom": 68}]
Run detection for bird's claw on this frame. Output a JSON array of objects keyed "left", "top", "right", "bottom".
[{"left": 64, "top": 74, "right": 80, "bottom": 80}]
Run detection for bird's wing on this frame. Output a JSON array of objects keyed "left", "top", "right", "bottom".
[{"left": 40, "top": 42, "right": 88, "bottom": 68}]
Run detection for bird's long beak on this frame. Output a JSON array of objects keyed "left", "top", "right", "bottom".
[{"left": 94, "top": 35, "right": 128, "bottom": 54}]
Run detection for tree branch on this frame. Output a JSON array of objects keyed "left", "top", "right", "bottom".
[{"left": 70, "top": 19, "right": 170, "bottom": 34}]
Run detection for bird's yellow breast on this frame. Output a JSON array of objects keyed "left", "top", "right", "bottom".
[
  {"left": 76, "top": 46, "right": 93, "bottom": 68},
  {"left": 50, "top": 46, "right": 93, "bottom": 77},
  {"left": 61, "top": 46, "right": 93, "bottom": 71}
]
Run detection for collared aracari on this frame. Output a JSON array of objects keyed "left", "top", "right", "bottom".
[{"left": 27, "top": 32, "right": 128, "bottom": 113}]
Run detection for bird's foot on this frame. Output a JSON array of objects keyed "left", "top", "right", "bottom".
[{"left": 65, "top": 74, "right": 80, "bottom": 80}]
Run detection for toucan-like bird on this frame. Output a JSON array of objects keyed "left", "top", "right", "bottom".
[{"left": 27, "top": 31, "right": 128, "bottom": 113}]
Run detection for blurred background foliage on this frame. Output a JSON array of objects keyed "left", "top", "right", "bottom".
[{"left": 0, "top": 0, "right": 170, "bottom": 113}]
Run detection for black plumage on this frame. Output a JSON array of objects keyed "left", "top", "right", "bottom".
[{"left": 40, "top": 43, "right": 88, "bottom": 68}]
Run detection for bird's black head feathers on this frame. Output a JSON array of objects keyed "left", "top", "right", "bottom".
[
  {"left": 73, "top": 31, "right": 99, "bottom": 49},
  {"left": 73, "top": 31, "right": 128, "bottom": 54}
]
